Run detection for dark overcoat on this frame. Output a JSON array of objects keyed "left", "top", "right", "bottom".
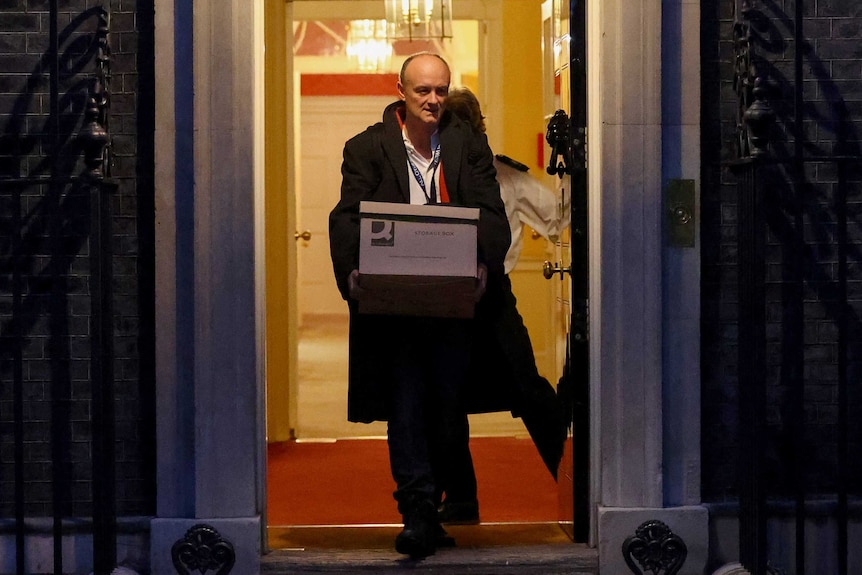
[{"left": 329, "top": 101, "right": 513, "bottom": 423}]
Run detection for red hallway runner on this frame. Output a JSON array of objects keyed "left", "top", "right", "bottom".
[{"left": 267, "top": 437, "right": 558, "bottom": 525}]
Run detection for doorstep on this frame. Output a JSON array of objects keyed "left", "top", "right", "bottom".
[{"left": 261, "top": 523, "right": 598, "bottom": 574}]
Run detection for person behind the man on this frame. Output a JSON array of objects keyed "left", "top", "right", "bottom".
[
  {"left": 437, "top": 87, "right": 570, "bottom": 526},
  {"left": 328, "top": 53, "right": 510, "bottom": 558}
]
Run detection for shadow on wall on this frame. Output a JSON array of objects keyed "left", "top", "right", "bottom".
[
  {"left": 0, "top": 6, "right": 113, "bottom": 517},
  {"left": 720, "top": 0, "right": 862, "bottom": 497}
]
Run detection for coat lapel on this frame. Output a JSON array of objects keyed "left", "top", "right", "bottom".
[
  {"left": 382, "top": 102, "right": 411, "bottom": 203},
  {"left": 439, "top": 120, "right": 463, "bottom": 204}
]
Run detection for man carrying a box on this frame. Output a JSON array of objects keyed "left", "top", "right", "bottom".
[{"left": 329, "top": 52, "right": 510, "bottom": 558}]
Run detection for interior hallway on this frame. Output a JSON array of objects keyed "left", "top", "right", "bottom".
[
  {"left": 269, "top": 313, "right": 559, "bottom": 534},
  {"left": 295, "top": 314, "right": 531, "bottom": 440}
]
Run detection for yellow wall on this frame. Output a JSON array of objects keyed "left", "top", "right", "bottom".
[
  {"left": 500, "top": 0, "right": 550, "bottom": 262},
  {"left": 264, "top": 0, "right": 294, "bottom": 442},
  {"left": 501, "top": 0, "right": 546, "bottom": 174},
  {"left": 500, "top": 0, "right": 556, "bottom": 380}
]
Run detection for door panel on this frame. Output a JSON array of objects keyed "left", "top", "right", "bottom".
[{"left": 542, "top": 0, "right": 573, "bottom": 534}]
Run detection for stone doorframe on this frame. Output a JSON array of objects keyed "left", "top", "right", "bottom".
[
  {"left": 590, "top": 0, "right": 708, "bottom": 573},
  {"left": 150, "top": 0, "right": 266, "bottom": 573}
]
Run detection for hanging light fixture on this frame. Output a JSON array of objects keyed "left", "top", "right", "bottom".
[
  {"left": 346, "top": 20, "right": 393, "bottom": 72},
  {"left": 385, "top": 0, "right": 453, "bottom": 41}
]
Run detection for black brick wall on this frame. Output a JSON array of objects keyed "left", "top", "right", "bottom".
[
  {"left": 702, "top": 0, "right": 862, "bottom": 501},
  {"left": 0, "top": 0, "right": 155, "bottom": 517},
  {"left": 4, "top": 0, "right": 855, "bottom": 521}
]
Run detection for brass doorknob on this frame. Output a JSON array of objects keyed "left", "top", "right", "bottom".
[
  {"left": 295, "top": 230, "right": 312, "bottom": 241},
  {"left": 543, "top": 260, "right": 571, "bottom": 280}
]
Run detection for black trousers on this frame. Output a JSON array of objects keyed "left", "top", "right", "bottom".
[{"left": 384, "top": 316, "right": 475, "bottom": 514}]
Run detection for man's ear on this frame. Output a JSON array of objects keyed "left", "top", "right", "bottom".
[{"left": 396, "top": 81, "right": 406, "bottom": 99}]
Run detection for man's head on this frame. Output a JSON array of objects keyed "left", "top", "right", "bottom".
[
  {"left": 444, "top": 87, "right": 486, "bottom": 133},
  {"left": 397, "top": 52, "right": 451, "bottom": 133}
]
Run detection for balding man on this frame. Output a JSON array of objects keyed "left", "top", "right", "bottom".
[{"left": 329, "top": 53, "right": 510, "bottom": 558}]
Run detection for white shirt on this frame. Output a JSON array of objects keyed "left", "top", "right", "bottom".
[
  {"left": 494, "top": 158, "right": 570, "bottom": 274},
  {"left": 402, "top": 127, "right": 441, "bottom": 205}
]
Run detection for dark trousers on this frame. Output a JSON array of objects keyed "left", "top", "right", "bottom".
[{"left": 384, "top": 316, "right": 475, "bottom": 514}]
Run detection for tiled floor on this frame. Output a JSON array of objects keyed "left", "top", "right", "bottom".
[
  {"left": 263, "top": 532, "right": 598, "bottom": 575},
  {"left": 296, "top": 314, "right": 529, "bottom": 440}
]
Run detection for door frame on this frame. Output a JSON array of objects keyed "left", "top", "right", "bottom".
[{"left": 261, "top": 0, "right": 610, "bottom": 544}]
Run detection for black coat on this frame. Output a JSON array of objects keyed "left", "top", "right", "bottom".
[{"left": 329, "top": 101, "right": 512, "bottom": 423}]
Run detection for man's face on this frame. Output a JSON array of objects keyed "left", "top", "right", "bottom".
[{"left": 397, "top": 55, "right": 450, "bottom": 129}]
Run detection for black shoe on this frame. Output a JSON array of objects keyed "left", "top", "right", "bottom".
[
  {"left": 395, "top": 500, "right": 438, "bottom": 558},
  {"left": 437, "top": 499, "right": 480, "bottom": 525},
  {"left": 395, "top": 526, "right": 436, "bottom": 558}
]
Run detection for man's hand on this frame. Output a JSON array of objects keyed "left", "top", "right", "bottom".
[
  {"left": 348, "top": 269, "right": 365, "bottom": 301},
  {"left": 473, "top": 263, "right": 488, "bottom": 302}
]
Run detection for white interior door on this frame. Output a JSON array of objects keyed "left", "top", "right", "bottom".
[{"left": 297, "top": 96, "right": 394, "bottom": 324}]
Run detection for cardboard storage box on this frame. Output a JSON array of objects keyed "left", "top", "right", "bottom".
[{"left": 358, "top": 201, "right": 479, "bottom": 318}]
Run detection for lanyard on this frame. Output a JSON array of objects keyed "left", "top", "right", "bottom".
[{"left": 407, "top": 144, "right": 441, "bottom": 204}]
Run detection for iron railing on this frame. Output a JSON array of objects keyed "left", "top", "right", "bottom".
[
  {"left": 732, "top": 0, "right": 858, "bottom": 573},
  {"left": 1, "top": 2, "right": 117, "bottom": 573}
]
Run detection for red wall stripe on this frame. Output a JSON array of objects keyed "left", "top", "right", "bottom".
[{"left": 301, "top": 74, "right": 400, "bottom": 96}]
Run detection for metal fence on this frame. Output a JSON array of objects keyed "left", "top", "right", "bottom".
[
  {"left": 0, "top": 2, "right": 117, "bottom": 573},
  {"left": 732, "top": 0, "right": 859, "bottom": 573}
]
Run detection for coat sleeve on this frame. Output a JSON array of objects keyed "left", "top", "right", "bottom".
[{"left": 329, "top": 129, "right": 381, "bottom": 300}]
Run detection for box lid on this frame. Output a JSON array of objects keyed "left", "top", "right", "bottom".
[{"left": 360, "top": 201, "right": 479, "bottom": 223}]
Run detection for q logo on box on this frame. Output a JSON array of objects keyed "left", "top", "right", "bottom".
[{"left": 370, "top": 220, "right": 395, "bottom": 246}]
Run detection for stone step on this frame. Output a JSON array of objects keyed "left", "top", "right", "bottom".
[{"left": 261, "top": 523, "right": 598, "bottom": 575}]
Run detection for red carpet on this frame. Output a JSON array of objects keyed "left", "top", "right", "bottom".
[{"left": 267, "top": 437, "right": 558, "bottom": 525}]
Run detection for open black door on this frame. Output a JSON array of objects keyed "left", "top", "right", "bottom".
[
  {"left": 542, "top": 0, "right": 589, "bottom": 543},
  {"left": 567, "top": 0, "right": 590, "bottom": 544}
]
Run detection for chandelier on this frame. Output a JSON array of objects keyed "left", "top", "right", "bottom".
[
  {"left": 385, "top": 0, "right": 453, "bottom": 41},
  {"left": 346, "top": 20, "right": 392, "bottom": 72}
]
